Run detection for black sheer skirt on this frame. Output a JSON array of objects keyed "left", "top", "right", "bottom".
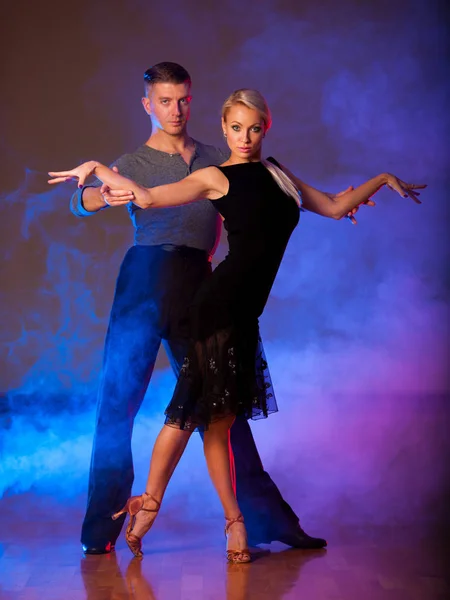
[{"left": 164, "top": 320, "right": 278, "bottom": 431}]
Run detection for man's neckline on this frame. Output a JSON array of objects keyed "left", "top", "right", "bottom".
[{"left": 144, "top": 138, "right": 197, "bottom": 158}]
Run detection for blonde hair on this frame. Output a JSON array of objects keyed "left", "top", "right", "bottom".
[{"left": 221, "top": 89, "right": 301, "bottom": 206}]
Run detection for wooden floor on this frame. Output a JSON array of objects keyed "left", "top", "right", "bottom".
[{"left": 0, "top": 494, "right": 449, "bottom": 600}]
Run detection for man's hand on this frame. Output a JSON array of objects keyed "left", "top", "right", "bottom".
[
  {"left": 332, "top": 185, "right": 376, "bottom": 225},
  {"left": 99, "top": 166, "right": 134, "bottom": 207}
]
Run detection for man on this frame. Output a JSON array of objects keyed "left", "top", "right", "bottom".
[{"left": 73, "top": 62, "right": 357, "bottom": 554}]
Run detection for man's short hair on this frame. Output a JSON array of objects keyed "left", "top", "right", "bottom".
[{"left": 144, "top": 62, "right": 191, "bottom": 95}]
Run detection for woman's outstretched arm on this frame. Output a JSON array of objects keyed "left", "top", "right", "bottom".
[
  {"left": 277, "top": 162, "right": 425, "bottom": 219},
  {"left": 48, "top": 161, "right": 227, "bottom": 208}
]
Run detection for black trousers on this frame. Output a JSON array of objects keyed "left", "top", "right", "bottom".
[{"left": 81, "top": 245, "right": 299, "bottom": 547}]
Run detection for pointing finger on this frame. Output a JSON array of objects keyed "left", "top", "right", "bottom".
[
  {"left": 48, "top": 170, "right": 74, "bottom": 178},
  {"left": 407, "top": 190, "right": 422, "bottom": 204},
  {"left": 48, "top": 176, "right": 75, "bottom": 185}
]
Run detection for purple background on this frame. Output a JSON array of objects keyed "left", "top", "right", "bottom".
[{"left": 1, "top": 0, "right": 449, "bottom": 533}]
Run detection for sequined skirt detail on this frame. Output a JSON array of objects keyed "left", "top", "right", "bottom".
[{"left": 164, "top": 322, "right": 277, "bottom": 431}]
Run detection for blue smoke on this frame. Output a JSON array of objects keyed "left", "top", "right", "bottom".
[{"left": 1, "top": 0, "right": 448, "bottom": 531}]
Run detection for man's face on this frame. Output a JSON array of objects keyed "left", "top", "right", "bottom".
[{"left": 142, "top": 82, "right": 192, "bottom": 136}]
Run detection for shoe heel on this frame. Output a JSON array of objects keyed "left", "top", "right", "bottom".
[
  {"left": 111, "top": 493, "right": 161, "bottom": 558},
  {"left": 111, "top": 506, "right": 126, "bottom": 521},
  {"left": 112, "top": 496, "right": 141, "bottom": 520}
]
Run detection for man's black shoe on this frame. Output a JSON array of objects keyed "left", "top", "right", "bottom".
[
  {"left": 276, "top": 526, "right": 327, "bottom": 549},
  {"left": 82, "top": 542, "right": 115, "bottom": 555},
  {"left": 249, "top": 527, "right": 327, "bottom": 549}
]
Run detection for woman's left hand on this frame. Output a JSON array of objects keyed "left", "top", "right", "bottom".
[
  {"left": 48, "top": 161, "right": 99, "bottom": 188},
  {"left": 384, "top": 173, "right": 425, "bottom": 204}
]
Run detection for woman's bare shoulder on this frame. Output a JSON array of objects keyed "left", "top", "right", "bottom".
[{"left": 196, "top": 166, "right": 229, "bottom": 199}]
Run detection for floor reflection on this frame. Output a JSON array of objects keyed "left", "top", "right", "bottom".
[
  {"left": 1, "top": 493, "right": 448, "bottom": 600},
  {"left": 80, "top": 547, "right": 326, "bottom": 600},
  {"left": 225, "top": 549, "right": 327, "bottom": 600}
]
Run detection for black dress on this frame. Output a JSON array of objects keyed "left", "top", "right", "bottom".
[{"left": 164, "top": 160, "right": 300, "bottom": 430}]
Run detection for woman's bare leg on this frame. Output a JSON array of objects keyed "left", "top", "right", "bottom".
[
  {"left": 131, "top": 424, "right": 192, "bottom": 538},
  {"left": 203, "top": 415, "right": 248, "bottom": 553},
  {"left": 145, "top": 424, "right": 192, "bottom": 498}
]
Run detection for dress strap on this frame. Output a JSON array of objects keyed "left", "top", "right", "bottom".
[{"left": 266, "top": 156, "right": 282, "bottom": 169}]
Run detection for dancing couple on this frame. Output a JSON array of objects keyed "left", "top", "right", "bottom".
[{"left": 49, "top": 62, "right": 423, "bottom": 562}]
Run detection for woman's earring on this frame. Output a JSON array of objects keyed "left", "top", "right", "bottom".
[{"left": 223, "top": 132, "right": 227, "bottom": 138}]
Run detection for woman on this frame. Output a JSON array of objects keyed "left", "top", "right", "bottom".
[{"left": 49, "top": 89, "right": 424, "bottom": 562}]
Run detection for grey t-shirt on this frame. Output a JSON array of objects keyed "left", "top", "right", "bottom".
[{"left": 70, "top": 140, "right": 229, "bottom": 254}]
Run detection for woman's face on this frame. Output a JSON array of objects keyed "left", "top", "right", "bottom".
[{"left": 222, "top": 104, "right": 265, "bottom": 162}]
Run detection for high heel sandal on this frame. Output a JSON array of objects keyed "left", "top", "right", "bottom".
[
  {"left": 225, "top": 514, "right": 251, "bottom": 564},
  {"left": 112, "top": 492, "right": 160, "bottom": 558}
]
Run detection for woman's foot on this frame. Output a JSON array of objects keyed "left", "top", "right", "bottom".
[
  {"left": 112, "top": 492, "right": 160, "bottom": 558},
  {"left": 225, "top": 514, "right": 251, "bottom": 563}
]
